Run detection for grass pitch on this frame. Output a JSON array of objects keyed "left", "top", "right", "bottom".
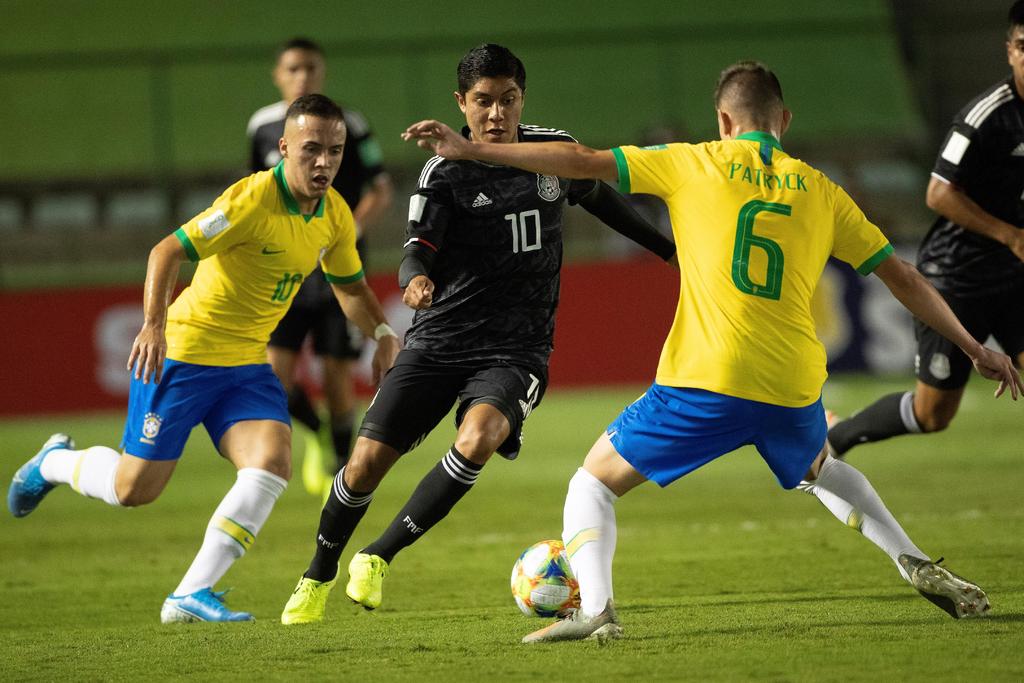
[{"left": 1, "top": 376, "right": 1022, "bottom": 681}]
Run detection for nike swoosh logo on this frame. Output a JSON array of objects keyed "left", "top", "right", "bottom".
[{"left": 262, "top": 247, "right": 285, "bottom": 255}]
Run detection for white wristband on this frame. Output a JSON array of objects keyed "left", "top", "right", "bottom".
[{"left": 373, "top": 322, "right": 397, "bottom": 341}]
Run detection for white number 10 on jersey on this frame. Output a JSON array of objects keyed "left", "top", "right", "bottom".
[{"left": 505, "top": 209, "right": 542, "bottom": 253}]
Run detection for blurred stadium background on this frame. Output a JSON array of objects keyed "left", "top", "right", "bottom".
[{"left": 0, "top": 0, "right": 1013, "bottom": 408}]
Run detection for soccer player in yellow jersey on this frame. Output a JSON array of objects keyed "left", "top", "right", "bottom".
[
  {"left": 403, "top": 61, "right": 1024, "bottom": 640},
  {"left": 8, "top": 94, "right": 400, "bottom": 623}
]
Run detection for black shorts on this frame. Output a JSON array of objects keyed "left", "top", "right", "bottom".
[
  {"left": 358, "top": 350, "right": 547, "bottom": 460},
  {"left": 267, "top": 293, "right": 364, "bottom": 359},
  {"left": 915, "top": 283, "right": 1024, "bottom": 390}
]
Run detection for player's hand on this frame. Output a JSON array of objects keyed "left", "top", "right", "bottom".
[
  {"left": 402, "top": 120, "right": 470, "bottom": 159},
  {"left": 403, "top": 275, "right": 435, "bottom": 310},
  {"left": 970, "top": 345, "right": 1023, "bottom": 399},
  {"left": 371, "top": 334, "right": 400, "bottom": 385},
  {"left": 127, "top": 323, "right": 167, "bottom": 385}
]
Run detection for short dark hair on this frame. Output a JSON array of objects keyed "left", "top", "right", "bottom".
[
  {"left": 286, "top": 93, "right": 344, "bottom": 124},
  {"left": 277, "top": 37, "right": 323, "bottom": 60},
  {"left": 456, "top": 43, "right": 526, "bottom": 94},
  {"left": 713, "top": 61, "right": 784, "bottom": 128},
  {"left": 1009, "top": 1, "right": 1024, "bottom": 35}
]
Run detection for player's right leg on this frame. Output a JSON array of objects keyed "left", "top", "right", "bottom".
[{"left": 523, "top": 433, "right": 646, "bottom": 644}]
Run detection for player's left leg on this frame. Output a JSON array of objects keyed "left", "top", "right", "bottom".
[
  {"left": 799, "top": 447, "right": 989, "bottom": 618},
  {"left": 161, "top": 364, "right": 292, "bottom": 623},
  {"left": 356, "top": 362, "right": 543, "bottom": 577},
  {"left": 357, "top": 402, "right": 506, "bottom": 565}
]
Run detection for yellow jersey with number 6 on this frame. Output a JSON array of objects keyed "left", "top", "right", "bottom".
[
  {"left": 613, "top": 133, "right": 892, "bottom": 407},
  {"left": 165, "top": 161, "right": 363, "bottom": 366}
]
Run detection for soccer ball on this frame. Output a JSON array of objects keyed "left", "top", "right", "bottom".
[{"left": 510, "top": 539, "right": 580, "bottom": 617}]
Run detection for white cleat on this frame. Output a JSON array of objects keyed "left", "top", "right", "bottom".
[{"left": 899, "top": 554, "right": 991, "bottom": 619}]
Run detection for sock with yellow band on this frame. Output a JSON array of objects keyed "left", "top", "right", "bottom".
[
  {"left": 39, "top": 445, "right": 121, "bottom": 506},
  {"left": 173, "top": 467, "right": 287, "bottom": 597}
]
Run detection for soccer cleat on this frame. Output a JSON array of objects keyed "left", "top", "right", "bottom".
[
  {"left": 899, "top": 554, "right": 991, "bottom": 619},
  {"left": 281, "top": 576, "right": 337, "bottom": 625},
  {"left": 8, "top": 433, "right": 75, "bottom": 518},
  {"left": 301, "top": 427, "right": 329, "bottom": 496},
  {"left": 345, "top": 552, "right": 389, "bottom": 610},
  {"left": 160, "top": 588, "right": 254, "bottom": 623},
  {"left": 522, "top": 599, "right": 623, "bottom": 644}
]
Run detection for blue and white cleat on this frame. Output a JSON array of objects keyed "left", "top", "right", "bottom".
[
  {"left": 160, "top": 588, "right": 255, "bottom": 623},
  {"left": 8, "top": 433, "right": 74, "bottom": 518}
]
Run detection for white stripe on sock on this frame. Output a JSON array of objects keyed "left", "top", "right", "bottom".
[
  {"left": 332, "top": 468, "right": 373, "bottom": 508},
  {"left": 899, "top": 392, "right": 922, "bottom": 433},
  {"left": 441, "top": 450, "right": 479, "bottom": 486}
]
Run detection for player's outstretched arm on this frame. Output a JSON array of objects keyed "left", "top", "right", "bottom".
[
  {"left": 927, "top": 177, "right": 1024, "bottom": 263},
  {"left": 330, "top": 280, "right": 400, "bottom": 383},
  {"left": 576, "top": 181, "right": 676, "bottom": 264},
  {"left": 402, "top": 120, "right": 618, "bottom": 182},
  {"left": 873, "top": 254, "right": 1023, "bottom": 398},
  {"left": 127, "top": 234, "right": 187, "bottom": 385}
]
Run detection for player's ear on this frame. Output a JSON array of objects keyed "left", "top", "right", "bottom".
[
  {"left": 454, "top": 90, "right": 467, "bottom": 113},
  {"left": 780, "top": 109, "right": 793, "bottom": 138},
  {"left": 278, "top": 137, "right": 287, "bottom": 158},
  {"left": 716, "top": 109, "right": 732, "bottom": 139}
]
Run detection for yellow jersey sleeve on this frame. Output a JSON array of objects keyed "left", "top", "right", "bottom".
[
  {"left": 174, "top": 178, "right": 266, "bottom": 262},
  {"left": 320, "top": 197, "right": 364, "bottom": 285},
  {"left": 612, "top": 144, "right": 692, "bottom": 198},
  {"left": 829, "top": 183, "right": 894, "bottom": 275}
]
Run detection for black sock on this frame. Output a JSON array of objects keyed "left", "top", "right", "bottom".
[
  {"left": 363, "top": 446, "right": 482, "bottom": 564},
  {"left": 330, "top": 412, "right": 355, "bottom": 473},
  {"left": 288, "top": 386, "right": 321, "bottom": 433},
  {"left": 828, "top": 391, "right": 917, "bottom": 456},
  {"left": 305, "top": 468, "right": 373, "bottom": 582}
]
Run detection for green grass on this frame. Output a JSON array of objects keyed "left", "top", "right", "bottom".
[{"left": 1, "top": 376, "right": 1022, "bottom": 681}]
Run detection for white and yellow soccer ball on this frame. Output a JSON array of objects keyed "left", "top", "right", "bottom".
[{"left": 510, "top": 539, "right": 580, "bottom": 617}]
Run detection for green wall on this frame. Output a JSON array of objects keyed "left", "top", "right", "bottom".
[{"left": 0, "top": 0, "right": 920, "bottom": 180}]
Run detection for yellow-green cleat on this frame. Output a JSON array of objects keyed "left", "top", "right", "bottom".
[
  {"left": 281, "top": 576, "right": 336, "bottom": 625},
  {"left": 345, "top": 553, "right": 389, "bottom": 610}
]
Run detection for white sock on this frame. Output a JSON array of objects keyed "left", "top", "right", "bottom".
[
  {"left": 799, "top": 455, "right": 927, "bottom": 581},
  {"left": 39, "top": 446, "right": 122, "bottom": 506},
  {"left": 173, "top": 468, "right": 287, "bottom": 597},
  {"left": 561, "top": 468, "right": 618, "bottom": 616}
]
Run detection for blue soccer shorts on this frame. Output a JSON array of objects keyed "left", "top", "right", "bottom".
[
  {"left": 607, "top": 384, "right": 827, "bottom": 490},
  {"left": 121, "top": 360, "right": 290, "bottom": 461}
]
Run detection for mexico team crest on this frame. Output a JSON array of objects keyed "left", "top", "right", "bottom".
[
  {"left": 142, "top": 412, "right": 163, "bottom": 443},
  {"left": 537, "top": 174, "right": 560, "bottom": 201}
]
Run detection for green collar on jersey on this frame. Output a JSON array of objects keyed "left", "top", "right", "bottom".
[
  {"left": 735, "top": 131, "right": 783, "bottom": 166},
  {"left": 273, "top": 160, "right": 325, "bottom": 221}
]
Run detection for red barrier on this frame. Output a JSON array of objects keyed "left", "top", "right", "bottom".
[{"left": 0, "top": 258, "right": 676, "bottom": 417}]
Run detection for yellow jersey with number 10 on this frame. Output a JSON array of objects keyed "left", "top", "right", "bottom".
[
  {"left": 613, "top": 132, "right": 892, "bottom": 407},
  {"left": 165, "top": 161, "right": 363, "bottom": 366}
]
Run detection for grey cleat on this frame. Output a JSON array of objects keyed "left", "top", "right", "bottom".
[
  {"left": 899, "top": 554, "right": 991, "bottom": 619},
  {"left": 522, "top": 599, "right": 623, "bottom": 644}
]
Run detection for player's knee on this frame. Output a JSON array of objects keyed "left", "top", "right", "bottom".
[
  {"left": 453, "top": 428, "right": 500, "bottom": 464},
  {"left": 345, "top": 439, "right": 398, "bottom": 490},
  {"left": 915, "top": 408, "right": 955, "bottom": 433},
  {"left": 115, "top": 481, "right": 162, "bottom": 507}
]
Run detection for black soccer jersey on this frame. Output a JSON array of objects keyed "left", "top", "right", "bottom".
[
  {"left": 247, "top": 101, "right": 384, "bottom": 305},
  {"left": 403, "top": 124, "right": 598, "bottom": 367},
  {"left": 918, "top": 77, "right": 1024, "bottom": 297}
]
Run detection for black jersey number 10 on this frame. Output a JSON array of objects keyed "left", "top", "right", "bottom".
[{"left": 505, "top": 209, "right": 542, "bottom": 253}]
